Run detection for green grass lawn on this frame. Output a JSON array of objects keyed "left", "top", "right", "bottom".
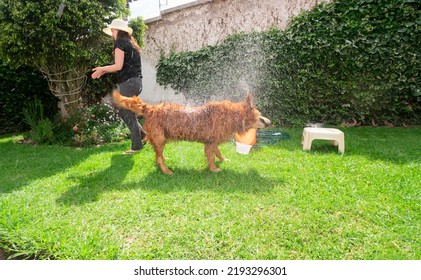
[{"left": 0, "top": 127, "right": 420, "bottom": 260}]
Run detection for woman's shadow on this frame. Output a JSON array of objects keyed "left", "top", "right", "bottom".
[{"left": 57, "top": 154, "right": 134, "bottom": 206}]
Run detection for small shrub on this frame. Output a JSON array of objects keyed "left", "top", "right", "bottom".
[
  {"left": 22, "top": 98, "right": 54, "bottom": 144},
  {"left": 52, "top": 102, "right": 129, "bottom": 147},
  {"left": 32, "top": 119, "right": 54, "bottom": 144}
]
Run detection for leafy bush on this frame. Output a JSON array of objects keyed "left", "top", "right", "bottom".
[
  {"left": 268, "top": 0, "right": 421, "bottom": 126},
  {"left": 157, "top": 33, "right": 270, "bottom": 104},
  {"left": 52, "top": 102, "right": 129, "bottom": 147},
  {"left": 22, "top": 98, "right": 54, "bottom": 144},
  {"left": 156, "top": 0, "right": 420, "bottom": 126},
  {"left": 33, "top": 119, "right": 54, "bottom": 144},
  {"left": 0, "top": 62, "right": 58, "bottom": 134},
  {"left": 20, "top": 100, "right": 131, "bottom": 147}
]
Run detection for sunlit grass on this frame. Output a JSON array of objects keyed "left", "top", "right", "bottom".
[{"left": 0, "top": 127, "right": 420, "bottom": 259}]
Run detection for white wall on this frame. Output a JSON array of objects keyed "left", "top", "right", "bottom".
[{"left": 139, "top": 60, "right": 185, "bottom": 104}]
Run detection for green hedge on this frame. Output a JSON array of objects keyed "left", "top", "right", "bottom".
[
  {"left": 156, "top": 0, "right": 420, "bottom": 126},
  {"left": 0, "top": 62, "right": 58, "bottom": 134}
]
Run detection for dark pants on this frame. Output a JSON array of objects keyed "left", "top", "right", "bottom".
[{"left": 117, "top": 77, "right": 144, "bottom": 151}]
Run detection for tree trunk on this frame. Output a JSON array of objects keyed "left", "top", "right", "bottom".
[{"left": 40, "top": 64, "right": 87, "bottom": 117}]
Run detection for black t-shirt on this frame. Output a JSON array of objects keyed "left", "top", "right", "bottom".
[{"left": 115, "top": 37, "right": 142, "bottom": 84}]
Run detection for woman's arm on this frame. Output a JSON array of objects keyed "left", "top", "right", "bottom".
[{"left": 91, "top": 48, "right": 124, "bottom": 79}]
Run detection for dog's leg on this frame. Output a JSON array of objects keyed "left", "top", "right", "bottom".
[
  {"left": 150, "top": 135, "right": 173, "bottom": 175},
  {"left": 204, "top": 143, "right": 221, "bottom": 172},
  {"left": 215, "top": 145, "right": 225, "bottom": 162}
]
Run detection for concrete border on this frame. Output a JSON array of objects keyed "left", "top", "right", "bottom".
[{"left": 145, "top": 0, "right": 212, "bottom": 23}]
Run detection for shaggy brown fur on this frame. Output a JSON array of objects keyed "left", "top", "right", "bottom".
[{"left": 113, "top": 90, "right": 271, "bottom": 174}]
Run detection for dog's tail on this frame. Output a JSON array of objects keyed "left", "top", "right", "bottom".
[{"left": 112, "top": 90, "right": 147, "bottom": 116}]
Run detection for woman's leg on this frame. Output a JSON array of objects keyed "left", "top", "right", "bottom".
[
  {"left": 118, "top": 108, "right": 143, "bottom": 151},
  {"left": 117, "top": 77, "right": 144, "bottom": 151}
]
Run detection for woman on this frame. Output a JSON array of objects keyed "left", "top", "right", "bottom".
[{"left": 92, "top": 19, "right": 145, "bottom": 155}]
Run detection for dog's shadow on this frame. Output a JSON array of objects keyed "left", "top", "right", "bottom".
[
  {"left": 57, "top": 154, "right": 279, "bottom": 206},
  {"left": 134, "top": 167, "right": 279, "bottom": 194}
]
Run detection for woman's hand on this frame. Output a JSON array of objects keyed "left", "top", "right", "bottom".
[
  {"left": 91, "top": 67, "right": 106, "bottom": 79},
  {"left": 91, "top": 48, "right": 124, "bottom": 79}
]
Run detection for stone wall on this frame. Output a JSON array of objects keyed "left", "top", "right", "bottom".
[{"left": 139, "top": 0, "right": 330, "bottom": 103}]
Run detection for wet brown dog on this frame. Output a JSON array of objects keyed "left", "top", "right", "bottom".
[{"left": 113, "top": 90, "right": 271, "bottom": 174}]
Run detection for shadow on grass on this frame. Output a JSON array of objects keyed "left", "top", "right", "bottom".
[
  {"left": 136, "top": 168, "right": 279, "bottom": 194},
  {"left": 57, "top": 157, "right": 279, "bottom": 206},
  {"left": 342, "top": 127, "right": 421, "bottom": 163},
  {"left": 0, "top": 134, "right": 129, "bottom": 195},
  {"left": 57, "top": 154, "right": 135, "bottom": 205}
]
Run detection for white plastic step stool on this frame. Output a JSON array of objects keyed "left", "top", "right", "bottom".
[{"left": 302, "top": 127, "right": 345, "bottom": 154}]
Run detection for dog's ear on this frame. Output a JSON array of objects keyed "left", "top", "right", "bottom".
[{"left": 244, "top": 93, "right": 254, "bottom": 109}]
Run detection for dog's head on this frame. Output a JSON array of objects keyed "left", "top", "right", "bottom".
[{"left": 244, "top": 94, "right": 271, "bottom": 129}]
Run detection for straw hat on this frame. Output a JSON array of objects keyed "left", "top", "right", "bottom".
[{"left": 103, "top": 19, "right": 133, "bottom": 36}]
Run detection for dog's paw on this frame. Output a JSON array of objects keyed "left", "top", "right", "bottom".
[
  {"left": 162, "top": 168, "right": 173, "bottom": 175},
  {"left": 210, "top": 167, "right": 222, "bottom": 173}
]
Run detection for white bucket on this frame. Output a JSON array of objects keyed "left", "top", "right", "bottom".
[{"left": 235, "top": 142, "right": 252, "bottom": 154}]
